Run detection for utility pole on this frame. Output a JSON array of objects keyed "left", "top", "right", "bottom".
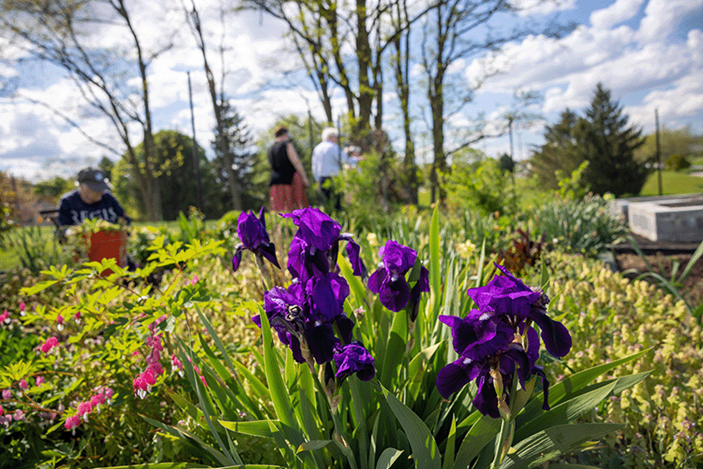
[
  {"left": 188, "top": 72, "right": 204, "bottom": 213},
  {"left": 655, "top": 108, "right": 662, "bottom": 196},
  {"left": 508, "top": 116, "right": 514, "bottom": 165}
]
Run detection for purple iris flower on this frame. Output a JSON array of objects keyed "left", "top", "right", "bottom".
[
  {"left": 232, "top": 208, "right": 280, "bottom": 272},
  {"left": 436, "top": 264, "right": 568, "bottom": 418},
  {"left": 368, "top": 240, "right": 430, "bottom": 313},
  {"left": 333, "top": 341, "right": 376, "bottom": 383},
  {"left": 252, "top": 273, "right": 354, "bottom": 366},
  {"left": 283, "top": 208, "right": 366, "bottom": 281},
  {"left": 467, "top": 263, "right": 571, "bottom": 358}
]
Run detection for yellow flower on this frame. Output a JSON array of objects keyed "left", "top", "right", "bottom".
[{"left": 455, "top": 240, "right": 476, "bottom": 259}]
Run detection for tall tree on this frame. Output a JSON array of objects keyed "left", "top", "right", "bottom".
[
  {"left": 420, "top": 0, "right": 559, "bottom": 202},
  {"left": 114, "top": 130, "right": 225, "bottom": 220},
  {"left": 390, "top": 0, "right": 418, "bottom": 204},
  {"left": 211, "top": 99, "right": 261, "bottom": 210},
  {"left": 529, "top": 109, "right": 582, "bottom": 190},
  {"left": 580, "top": 83, "right": 647, "bottom": 196},
  {"left": 245, "top": 0, "right": 429, "bottom": 136},
  {"left": 182, "top": 0, "right": 243, "bottom": 210},
  {"left": 0, "top": 0, "right": 173, "bottom": 220},
  {"left": 530, "top": 84, "right": 648, "bottom": 197}
]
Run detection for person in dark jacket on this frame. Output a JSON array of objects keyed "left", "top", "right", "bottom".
[
  {"left": 58, "top": 167, "right": 130, "bottom": 227},
  {"left": 268, "top": 126, "right": 311, "bottom": 212}
]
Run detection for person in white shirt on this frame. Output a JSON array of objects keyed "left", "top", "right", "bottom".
[{"left": 312, "top": 127, "right": 357, "bottom": 210}]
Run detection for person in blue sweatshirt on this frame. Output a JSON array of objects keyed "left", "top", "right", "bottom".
[{"left": 58, "top": 167, "right": 130, "bottom": 227}]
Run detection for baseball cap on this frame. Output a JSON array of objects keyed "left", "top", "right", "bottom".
[{"left": 77, "top": 167, "right": 111, "bottom": 192}]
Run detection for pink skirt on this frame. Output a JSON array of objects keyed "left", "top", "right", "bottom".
[{"left": 269, "top": 172, "right": 309, "bottom": 213}]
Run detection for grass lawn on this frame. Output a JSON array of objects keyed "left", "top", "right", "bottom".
[{"left": 639, "top": 170, "right": 703, "bottom": 196}]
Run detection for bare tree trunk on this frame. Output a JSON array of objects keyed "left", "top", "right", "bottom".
[
  {"left": 111, "top": 0, "right": 164, "bottom": 220},
  {"left": 185, "top": 0, "right": 242, "bottom": 211},
  {"left": 392, "top": 0, "right": 417, "bottom": 204},
  {"left": 355, "top": 0, "right": 372, "bottom": 133}
]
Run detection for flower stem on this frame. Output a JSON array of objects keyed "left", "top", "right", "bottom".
[
  {"left": 254, "top": 254, "right": 272, "bottom": 294},
  {"left": 491, "top": 369, "right": 520, "bottom": 469},
  {"left": 311, "top": 368, "right": 358, "bottom": 469}
]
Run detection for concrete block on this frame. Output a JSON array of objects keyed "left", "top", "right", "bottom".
[{"left": 628, "top": 197, "right": 703, "bottom": 242}]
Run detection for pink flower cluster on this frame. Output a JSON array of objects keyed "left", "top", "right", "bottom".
[
  {"left": 133, "top": 318, "right": 168, "bottom": 399},
  {"left": 63, "top": 387, "right": 113, "bottom": 435},
  {"left": 0, "top": 310, "right": 9, "bottom": 325},
  {"left": 0, "top": 404, "right": 26, "bottom": 427},
  {"left": 171, "top": 354, "right": 184, "bottom": 377}
]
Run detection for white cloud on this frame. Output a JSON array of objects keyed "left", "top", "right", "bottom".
[
  {"left": 513, "top": 0, "right": 577, "bottom": 16},
  {"left": 464, "top": 0, "right": 703, "bottom": 134},
  {"left": 590, "top": 0, "right": 645, "bottom": 29},
  {"left": 637, "top": 0, "right": 703, "bottom": 44}
]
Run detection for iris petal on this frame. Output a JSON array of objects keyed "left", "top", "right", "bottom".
[
  {"left": 232, "top": 248, "right": 243, "bottom": 272},
  {"left": 436, "top": 360, "right": 474, "bottom": 399},
  {"left": 378, "top": 277, "right": 411, "bottom": 312},
  {"left": 368, "top": 268, "right": 388, "bottom": 294},
  {"left": 305, "top": 323, "right": 339, "bottom": 364},
  {"left": 529, "top": 310, "right": 572, "bottom": 358}
]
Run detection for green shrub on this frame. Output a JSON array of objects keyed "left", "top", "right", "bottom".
[
  {"left": 334, "top": 151, "right": 410, "bottom": 223},
  {"left": 531, "top": 194, "right": 628, "bottom": 256},
  {"left": 664, "top": 153, "right": 691, "bottom": 171},
  {"left": 443, "top": 157, "right": 517, "bottom": 216}
]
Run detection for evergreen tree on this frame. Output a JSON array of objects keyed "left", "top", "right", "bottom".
[
  {"left": 529, "top": 109, "right": 582, "bottom": 190},
  {"left": 530, "top": 85, "right": 648, "bottom": 196},
  {"left": 211, "top": 100, "right": 263, "bottom": 210},
  {"left": 498, "top": 153, "right": 515, "bottom": 173},
  {"left": 580, "top": 83, "right": 647, "bottom": 196}
]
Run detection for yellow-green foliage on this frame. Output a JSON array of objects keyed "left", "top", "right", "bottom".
[{"left": 545, "top": 252, "right": 703, "bottom": 467}]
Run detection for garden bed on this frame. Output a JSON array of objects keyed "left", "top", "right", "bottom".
[
  {"left": 615, "top": 251, "right": 703, "bottom": 305},
  {"left": 610, "top": 233, "right": 703, "bottom": 305}
]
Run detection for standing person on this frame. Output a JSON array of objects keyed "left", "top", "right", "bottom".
[
  {"left": 312, "top": 127, "right": 356, "bottom": 211},
  {"left": 268, "top": 125, "right": 311, "bottom": 212},
  {"left": 58, "top": 167, "right": 130, "bottom": 227}
]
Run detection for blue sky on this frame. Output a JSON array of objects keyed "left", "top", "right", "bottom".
[{"left": 1, "top": 0, "right": 701, "bottom": 180}]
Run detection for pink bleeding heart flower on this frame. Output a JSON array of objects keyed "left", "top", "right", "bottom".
[
  {"left": 40, "top": 337, "right": 59, "bottom": 355},
  {"left": 77, "top": 401, "right": 92, "bottom": 417},
  {"left": 65, "top": 415, "right": 81, "bottom": 434},
  {"left": 90, "top": 393, "right": 106, "bottom": 412}
]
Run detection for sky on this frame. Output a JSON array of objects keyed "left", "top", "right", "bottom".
[{"left": 0, "top": 0, "right": 702, "bottom": 181}]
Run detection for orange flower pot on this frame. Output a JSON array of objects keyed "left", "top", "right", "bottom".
[{"left": 86, "top": 230, "right": 128, "bottom": 275}]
